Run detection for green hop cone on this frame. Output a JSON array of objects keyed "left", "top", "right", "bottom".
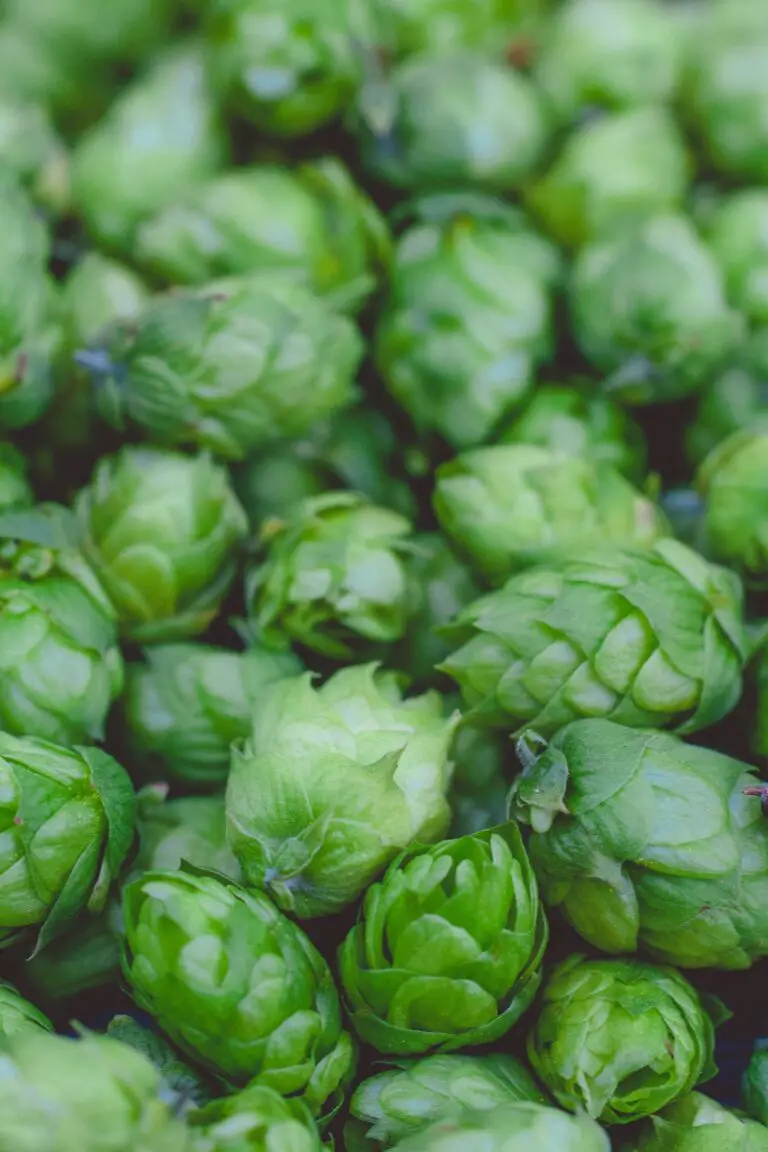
[
  {"left": 440, "top": 539, "right": 746, "bottom": 737},
  {"left": 0, "top": 94, "right": 69, "bottom": 213},
  {"left": 498, "top": 381, "right": 647, "bottom": 482},
  {"left": 0, "top": 1029, "right": 191, "bottom": 1152},
  {"left": 698, "top": 431, "right": 768, "bottom": 586},
  {"left": 0, "top": 178, "right": 60, "bottom": 432},
  {"left": 386, "top": 1101, "right": 610, "bottom": 1152},
  {"left": 570, "top": 213, "right": 743, "bottom": 404},
  {"left": 338, "top": 823, "right": 547, "bottom": 1056},
  {"left": 71, "top": 42, "right": 227, "bottom": 252},
  {"left": 683, "top": 4, "right": 768, "bottom": 184},
  {"left": 190, "top": 1083, "right": 323, "bottom": 1152},
  {"left": 526, "top": 106, "right": 690, "bottom": 250},
  {"left": 705, "top": 190, "right": 768, "bottom": 326},
  {"left": 685, "top": 331, "right": 768, "bottom": 465},
  {"left": 0, "top": 982, "right": 51, "bottom": 1038},
  {"left": 206, "top": 0, "right": 369, "bottom": 137},
  {"left": 74, "top": 446, "right": 248, "bottom": 644},
  {"left": 510, "top": 719, "right": 768, "bottom": 969},
  {"left": 122, "top": 867, "right": 355, "bottom": 1120},
  {"left": 135, "top": 793, "right": 242, "bottom": 881},
  {"left": 136, "top": 157, "right": 390, "bottom": 313},
  {"left": 92, "top": 279, "right": 362, "bottom": 460},
  {"left": 226, "top": 664, "right": 456, "bottom": 919},
  {"left": 0, "top": 733, "right": 135, "bottom": 953},
  {"left": 374, "top": 192, "right": 557, "bottom": 449},
  {"left": 122, "top": 642, "right": 302, "bottom": 788},
  {"left": 346, "top": 1053, "right": 546, "bottom": 1150},
  {"left": 627, "top": 1091, "right": 768, "bottom": 1152},
  {"left": 533, "top": 0, "right": 680, "bottom": 123},
  {"left": 246, "top": 492, "right": 413, "bottom": 659},
  {"left": 0, "top": 504, "right": 124, "bottom": 744},
  {"left": 743, "top": 1045, "right": 768, "bottom": 1127},
  {"left": 357, "top": 52, "right": 549, "bottom": 193},
  {"left": 433, "top": 443, "right": 667, "bottom": 585},
  {"left": 0, "top": 442, "right": 33, "bottom": 513},
  {"left": 527, "top": 955, "right": 720, "bottom": 1124},
  {"left": 395, "top": 533, "right": 482, "bottom": 687}
]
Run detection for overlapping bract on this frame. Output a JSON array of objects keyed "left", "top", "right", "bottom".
[
  {"left": 441, "top": 539, "right": 746, "bottom": 736},
  {"left": 339, "top": 824, "right": 547, "bottom": 1055},
  {"left": 511, "top": 719, "right": 768, "bottom": 969},
  {"left": 226, "top": 665, "right": 456, "bottom": 918}
]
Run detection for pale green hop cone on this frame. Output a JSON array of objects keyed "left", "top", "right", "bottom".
[
  {"left": 339, "top": 823, "right": 547, "bottom": 1055},
  {"left": 346, "top": 1053, "right": 546, "bottom": 1151},
  {"left": 189, "top": 1083, "right": 323, "bottom": 1152},
  {"left": 433, "top": 442, "right": 667, "bottom": 584},
  {"left": 527, "top": 955, "right": 721, "bottom": 1124},
  {"left": 74, "top": 446, "right": 248, "bottom": 644},
  {"left": 697, "top": 431, "right": 768, "bottom": 587},
  {"left": 625, "top": 1091, "right": 768, "bottom": 1152},
  {"left": 387, "top": 1101, "right": 610, "bottom": 1152},
  {"left": 226, "top": 664, "right": 457, "bottom": 919},
  {"left": 440, "top": 538, "right": 746, "bottom": 737},
  {"left": 510, "top": 719, "right": 768, "bottom": 969}
]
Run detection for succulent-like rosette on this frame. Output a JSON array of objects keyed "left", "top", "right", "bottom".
[
  {"left": 374, "top": 192, "right": 557, "bottom": 449},
  {"left": 122, "top": 642, "right": 302, "bottom": 787},
  {"left": 683, "top": 4, "right": 768, "bottom": 183},
  {"left": 705, "top": 190, "right": 768, "bottom": 326},
  {"left": 385, "top": 1101, "right": 610, "bottom": 1152},
  {"left": 433, "top": 443, "right": 666, "bottom": 584},
  {"left": 526, "top": 107, "right": 689, "bottom": 250},
  {"left": 570, "top": 213, "right": 742, "bottom": 404},
  {"left": 743, "top": 1045, "right": 768, "bottom": 1127},
  {"left": 226, "top": 665, "right": 456, "bottom": 919},
  {"left": 697, "top": 431, "right": 768, "bottom": 586},
  {"left": 685, "top": 331, "right": 768, "bottom": 465},
  {"left": 206, "top": 0, "right": 368, "bottom": 137},
  {"left": 135, "top": 794, "right": 242, "bottom": 881},
  {"left": 246, "top": 492, "right": 413, "bottom": 659},
  {"left": 92, "top": 278, "right": 362, "bottom": 460},
  {"left": 71, "top": 43, "right": 226, "bottom": 251},
  {"left": 357, "top": 52, "right": 548, "bottom": 193},
  {"left": 339, "top": 824, "right": 547, "bottom": 1055},
  {"left": 627, "top": 1091, "right": 768, "bottom": 1152},
  {"left": 136, "top": 158, "right": 390, "bottom": 312},
  {"left": 0, "top": 177, "right": 60, "bottom": 432},
  {"left": 190, "top": 1084, "right": 323, "bottom": 1152},
  {"left": 527, "top": 955, "right": 719, "bottom": 1124},
  {"left": 499, "top": 381, "right": 647, "bottom": 482},
  {"left": 0, "top": 733, "right": 135, "bottom": 953},
  {"left": 73, "top": 446, "right": 248, "bottom": 643},
  {"left": 533, "top": 0, "right": 680, "bottom": 123},
  {"left": 122, "top": 868, "right": 355, "bottom": 1119},
  {"left": 346, "top": 1053, "right": 546, "bottom": 1151},
  {"left": 0, "top": 1030, "right": 191, "bottom": 1152},
  {"left": 510, "top": 719, "right": 768, "bottom": 969},
  {"left": 232, "top": 406, "right": 416, "bottom": 528},
  {"left": 440, "top": 539, "right": 746, "bottom": 737},
  {"left": 0, "top": 983, "right": 52, "bottom": 1038},
  {"left": 0, "top": 504, "right": 124, "bottom": 744}
]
